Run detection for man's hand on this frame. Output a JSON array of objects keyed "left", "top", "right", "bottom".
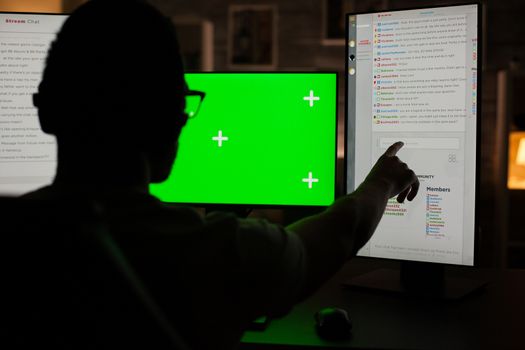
[
  {"left": 289, "top": 141, "right": 420, "bottom": 298},
  {"left": 364, "top": 141, "right": 419, "bottom": 203}
]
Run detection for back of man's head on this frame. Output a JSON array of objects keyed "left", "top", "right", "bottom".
[{"left": 37, "top": 0, "right": 186, "bottom": 152}]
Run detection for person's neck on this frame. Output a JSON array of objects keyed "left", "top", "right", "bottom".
[{"left": 52, "top": 142, "right": 151, "bottom": 195}]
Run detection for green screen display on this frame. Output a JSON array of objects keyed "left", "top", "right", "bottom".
[{"left": 150, "top": 72, "right": 337, "bottom": 206}]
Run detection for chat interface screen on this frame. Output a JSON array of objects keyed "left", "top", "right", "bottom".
[
  {"left": 150, "top": 73, "right": 337, "bottom": 206},
  {"left": 346, "top": 5, "right": 478, "bottom": 265},
  {"left": 0, "top": 13, "right": 67, "bottom": 195}
]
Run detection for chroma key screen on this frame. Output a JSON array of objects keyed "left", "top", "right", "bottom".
[{"left": 150, "top": 72, "right": 338, "bottom": 206}]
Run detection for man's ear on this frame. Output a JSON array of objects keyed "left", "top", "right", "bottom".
[
  {"left": 32, "top": 93, "right": 40, "bottom": 108},
  {"left": 33, "top": 93, "right": 56, "bottom": 134}
]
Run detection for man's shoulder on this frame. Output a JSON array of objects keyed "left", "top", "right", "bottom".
[
  {"left": 20, "top": 185, "right": 292, "bottom": 245},
  {"left": 21, "top": 185, "right": 207, "bottom": 231}
]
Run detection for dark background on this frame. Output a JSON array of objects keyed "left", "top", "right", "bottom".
[{"left": 6, "top": 0, "right": 525, "bottom": 268}]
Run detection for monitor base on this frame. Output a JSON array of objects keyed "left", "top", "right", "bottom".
[
  {"left": 247, "top": 316, "right": 271, "bottom": 331},
  {"left": 343, "top": 262, "right": 488, "bottom": 300},
  {"left": 204, "top": 206, "right": 253, "bottom": 218}
]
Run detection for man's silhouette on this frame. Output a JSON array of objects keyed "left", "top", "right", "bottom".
[{"left": 27, "top": 0, "right": 419, "bottom": 349}]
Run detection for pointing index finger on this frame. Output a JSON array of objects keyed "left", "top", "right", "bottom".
[{"left": 384, "top": 141, "right": 404, "bottom": 157}]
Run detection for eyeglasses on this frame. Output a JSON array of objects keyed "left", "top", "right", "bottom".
[{"left": 184, "top": 90, "right": 205, "bottom": 119}]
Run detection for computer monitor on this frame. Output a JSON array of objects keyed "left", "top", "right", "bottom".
[
  {"left": 346, "top": 4, "right": 480, "bottom": 267},
  {"left": 0, "top": 12, "right": 67, "bottom": 195},
  {"left": 0, "top": 13, "right": 338, "bottom": 206},
  {"left": 150, "top": 72, "right": 338, "bottom": 207}
]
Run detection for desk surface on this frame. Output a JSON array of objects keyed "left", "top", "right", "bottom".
[{"left": 240, "top": 258, "right": 525, "bottom": 349}]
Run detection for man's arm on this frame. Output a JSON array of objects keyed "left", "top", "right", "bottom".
[{"left": 287, "top": 142, "right": 419, "bottom": 298}]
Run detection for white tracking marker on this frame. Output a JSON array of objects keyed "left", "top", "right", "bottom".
[
  {"left": 302, "top": 172, "right": 319, "bottom": 189},
  {"left": 303, "top": 90, "right": 320, "bottom": 107},
  {"left": 212, "top": 130, "right": 229, "bottom": 147}
]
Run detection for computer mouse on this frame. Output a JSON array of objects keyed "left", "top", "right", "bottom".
[{"left": 314, "top": 307, "right": 353, "bottom": 341}]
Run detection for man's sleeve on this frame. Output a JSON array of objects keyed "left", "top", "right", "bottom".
[{"left": 235, "top": 217, "right": 307, "bottom": 319}]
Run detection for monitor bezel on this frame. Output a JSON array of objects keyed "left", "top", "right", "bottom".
[
  {"left": 0, "top": 11, "right": 67, "bottom": 15},
  {"left": 158, "top": 71, "right": 340, "bottom": 210},
  {"left": 344, "top": 3, "right": 482, "bottom": 267}
]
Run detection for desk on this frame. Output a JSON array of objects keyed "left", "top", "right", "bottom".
[{"left": 240, "top": 258, "right": 525, "bottom": 349}]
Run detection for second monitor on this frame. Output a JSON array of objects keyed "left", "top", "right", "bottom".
[{"left": 346, "top": 4, "right": 480, "bottom": 266}]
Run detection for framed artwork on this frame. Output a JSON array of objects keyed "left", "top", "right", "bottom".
[
  {"left": 322, "top": 0, "right": 389, "bottom": 45},
  {"left": 228, "top": 5, "right": 277, "bottom": 70}
]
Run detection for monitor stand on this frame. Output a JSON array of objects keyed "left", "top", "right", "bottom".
[
  {"left": 204, "top": 205, "right": 252, "bottom": 219},
  {"left": 343, "top": 261, "right": 488, "bottom": 300}
]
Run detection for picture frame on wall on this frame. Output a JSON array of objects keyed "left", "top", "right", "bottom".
[
  {"left": 228, "top": 5, "right": 277, "bottom": 70},
  {"left": 322, "top": 0, "right": 389, "bottom": 46}
]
